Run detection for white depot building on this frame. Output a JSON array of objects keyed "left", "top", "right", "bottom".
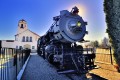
[{"left": 1, "top": 19, "right": 40, "bottom": 51}]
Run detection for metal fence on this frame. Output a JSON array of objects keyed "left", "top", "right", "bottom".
[
  {"left": 0, "top": 47, "right": 30, "bottom": 80},
  {"left": 95, "top": 47, "right": 115, "bottom": 64}
]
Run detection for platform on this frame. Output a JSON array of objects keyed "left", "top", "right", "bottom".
[{"left": 21, "top": 53, "right": 70, "bottom": 80}]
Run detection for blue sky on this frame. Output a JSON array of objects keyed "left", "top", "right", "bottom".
[{"left": 0, "top": 0, "right": 107, "bottom": 41}]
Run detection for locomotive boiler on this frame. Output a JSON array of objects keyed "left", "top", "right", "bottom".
[{"left": 37, "top": 6, "right": 95, "bottom": 74}]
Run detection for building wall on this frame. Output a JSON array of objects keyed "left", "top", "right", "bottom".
[
  {"left": 15, "top": 30, "right": 40, "bottom": 51},
  {"left": 1, "top": 40, "right": 15, "bottom": 48}
]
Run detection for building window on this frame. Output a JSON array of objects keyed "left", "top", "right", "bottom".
[
  {"left": 21, "top": 24, "right": 23, "bottom": 28},
  {"left": 30, "top": 37, "right": 32, "bottom": 42},
  {"left": 22, "top": 36, "right": 25, "bottom": 42},
  {"left": 15, "top": 36, "right": 18, "bottom": 41},
  {"left": 32, "top": 46, "right": 35, "bottom": 49},
  {"left": 16, "top": 46, "right": 18, "bottom": 49},
  {"left": 19, "top": 46, "right": 23, "bottom": 50},
  {"left": 26, "top": 36, "right": 29, "bottom": 42},
  {"left": 15, "top": 36, "right": 16, "bottom": 40}
]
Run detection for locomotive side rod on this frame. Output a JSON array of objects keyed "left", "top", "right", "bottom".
[
  {"left": 58, "top": 53, "right": 82, "bottom": 74},
  {"left": 70, "top": 53, "right": 80, "bottom": 73}
]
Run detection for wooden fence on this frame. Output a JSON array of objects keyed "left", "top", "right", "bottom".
[{"left": 95, "top": 47, "right": 118, "bottom": 71}]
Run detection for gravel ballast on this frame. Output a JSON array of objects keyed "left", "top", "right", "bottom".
[{"left": 21, "top": 53, "right": 70, "bottom": 80}]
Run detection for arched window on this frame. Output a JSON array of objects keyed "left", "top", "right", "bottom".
[
  {"left": 21, "top": 24, "right": 23, "bottom": 28},
  {"left": 16, "top": 46, "right": 18, "bottom": 49},
  {"left": 26, "top": 36, "right": 29, "bottom": 42},
  {"left": 30, "top": 37, "right": 32, "bottom": 42},
  {"left": 19, "top": 46, "right": 23, "bottom": 50},
  {"left": 22, "top": 36, "right": 25, "bottom": 42},
  {"left": 32, "top": 46, "right": 35, "bottom": 49}
]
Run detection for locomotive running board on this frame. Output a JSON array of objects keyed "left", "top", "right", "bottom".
[{"left": 57, "top": 70, "right": 77, "bottom": 74}]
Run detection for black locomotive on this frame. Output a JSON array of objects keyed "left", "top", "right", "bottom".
[{"left": 37, "top": 6, "right": 95, "bottom": 74}]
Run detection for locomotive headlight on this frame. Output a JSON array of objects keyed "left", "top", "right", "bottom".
[
  {"left": 68, "top": 20, "right": 82, "bottom": 33},
  {"left": 77, "top": 21, "right": 81, "bottom": 27}
]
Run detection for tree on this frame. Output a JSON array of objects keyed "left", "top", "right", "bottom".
[
  {"left": 100, "top": 37, "right": 110, "bottom": 48},
  {"left": 86, "top": 40, "right": 99, "bottom": 48},
  {"left": 104, "top": 0, "right": 120, "bottom": 68},
  {"left": 93, "top": 40, "right": 99, "bottom": 48}
]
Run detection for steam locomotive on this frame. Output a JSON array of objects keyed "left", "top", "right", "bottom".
[{"left": 37, "top": 7, "right": 95, "bottom": 74}]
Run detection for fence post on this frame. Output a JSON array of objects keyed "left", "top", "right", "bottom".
[
  {"left": 22, "top": 50, "right": 23, "bottom": 66},
  {"left": 110, "top": 47, "right": 113, "bottom": 65},
  {"left": 0, "top": 40, "right": 1, "bottom": 56},
  {"left": 0, "top": 40, "right": 1, "bottom": 80},
  {"left": 15, "top": 49, "right": 18, "bottom": 79}
]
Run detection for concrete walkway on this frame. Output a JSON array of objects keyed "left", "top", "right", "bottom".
[{"left": 21, "top": 53, "right": 70, "bottom": 80}]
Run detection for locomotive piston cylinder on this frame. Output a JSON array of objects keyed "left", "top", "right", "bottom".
[{"left": 45, "top": 45, "right": 55, "bottom": 53}]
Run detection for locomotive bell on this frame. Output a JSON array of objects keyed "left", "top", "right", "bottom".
[{"left": 71, "top": 6, "right": 79, "bottom": 15}]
